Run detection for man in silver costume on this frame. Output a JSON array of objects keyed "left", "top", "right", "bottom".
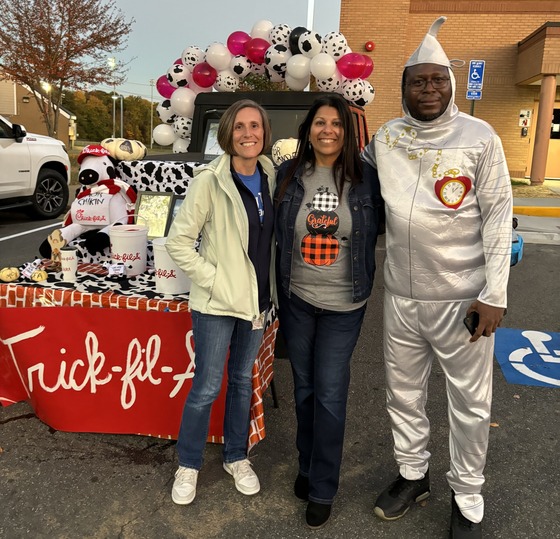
[{"left": 362, "top": 16, "right": 513, "bottom": 538}]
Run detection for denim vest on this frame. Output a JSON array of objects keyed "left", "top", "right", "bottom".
[{"left": 274, "top": 160, "right": 383, "bottom": 304}]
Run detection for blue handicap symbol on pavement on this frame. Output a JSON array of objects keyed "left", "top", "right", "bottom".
[{"left": 495, "top": 328, "right": 560, "bottom": 388}]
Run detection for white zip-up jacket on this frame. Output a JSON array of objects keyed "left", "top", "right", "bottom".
[
  {"left": 363, "top": 70, "right": 512, "bottom": 307},
  {"left": 166, "top": 153, "right": 276, "bottom": 322}
]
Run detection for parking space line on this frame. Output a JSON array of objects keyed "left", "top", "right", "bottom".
[{"left": 0, "top": 222, "right": 61, "bottom": 242}]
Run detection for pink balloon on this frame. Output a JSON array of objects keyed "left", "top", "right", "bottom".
[
  {"left": 244, "top": 37, "right": 270, "bottom": 65},
  {"left": 174, "top": 57, "right": 183, "bottom": 65},
  {"left": 336, "top": 53, "right": 367, "bottom": 80},
  {"left": 192, "top": 62, "right": 217, "bottom": 88},
  {"left": 227, "top": 30, "right": 251, "bottom": 56},
  {"left": 361, "top": 55, "right": 374, "bottom": 79},
  {"left": 156, "top": 74, "right": 176, "bottom": 99}
]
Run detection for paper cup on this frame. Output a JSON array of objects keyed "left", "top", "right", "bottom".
[{"left": 60, "top": 247, "right": 78, "bottom": 283}]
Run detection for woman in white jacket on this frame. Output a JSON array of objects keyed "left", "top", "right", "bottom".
[{"left": 166, "top": 99, "right": 276, "bottom": 506}]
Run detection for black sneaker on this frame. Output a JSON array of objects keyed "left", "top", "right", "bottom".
[
  {"left": 374, "top": 470, "right": 430, "bottom": 521},
  {"left": 306, "top": 501, "right": 332, "bottom": 529},
  {"left": 450, "top": 493, "right": 482, "bottom": 538},
  {"left": 294, "top": 473, "right": 309, "bottom": 501}
]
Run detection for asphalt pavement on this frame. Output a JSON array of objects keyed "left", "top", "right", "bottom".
[{"left": 1, "top": 235, "right": 559, "bottom": 538}]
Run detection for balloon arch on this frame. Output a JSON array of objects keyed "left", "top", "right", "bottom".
[{"left": 153, "top": 19, "right": 375, "bottom": 152}]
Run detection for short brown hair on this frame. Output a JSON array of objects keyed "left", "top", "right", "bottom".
[{"left": 217, "top": 99, "right": 272, "bottom": 156}]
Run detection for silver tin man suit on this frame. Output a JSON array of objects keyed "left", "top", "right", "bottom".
[{"left": 363, "top": 47, "right": 512, "bottom": 523}]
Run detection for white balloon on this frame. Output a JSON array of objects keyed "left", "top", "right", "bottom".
[
  {"left": 205, "top": 42, "right": 233, "bottom": 71},
  {"left": 315, "top": 69, "right": 344, "bottom": 93},
  {"left": 173, "top": 115, "right": 193, "bottom": 139},
  {"left": 251, "top": 19, "right": 274, "bottom": 39},
  {"left": 170, "top": 87, "right": 196, "bottom": 117},
  {"left": 181, "top": 46, "right": 205, "bottom": 70},
  {"left": 341, "top": 78, "right": 367, "bottom": 104},
  {"left": 213, "top": 69, "right": 240, "bottom": 92},
  {"left": 265, "top": 67, "right": 285, "bottom": 83},
  {"left": 265, "top": 44, "right": 291, "bottom": 75},
  {"left": 285, "top": 73, "right": 309, "bottom": 91},
  {"left": 286, "top": 54, "right": 310, "bottom": 79},
  {"left": 250, "top": 61, "right": 266, "bottom": 76},
  {"left": 173, "top": 137, "right": 190, "bottom": 153},
  {"left": 269, "top": 23, "right": 291, "bottom": 47},
  {"left": 230, "top": 55, "right": 252, "bottom": 78},
  {"left": 166, "top": 63, "right": 190, "bottom": 88},
  {"left": 356, "top": 81, "right": 375, "bottom": 106},
  {"left": 156, "top": 99, "right": 176, "bottom": 124},
  {"left": 321, "top": 32, "right": 348, "bottom": 60},
  {"left": 153, "top": 124, "right": 177, "bottom": 146},
  {"left": 310, "top": 53, "right": 336, "bottom": 80},
  {"left": 298, "top": 31, "right": 322, "bottom": 59}
]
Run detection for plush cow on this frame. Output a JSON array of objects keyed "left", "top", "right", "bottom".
[{"left": 39, "top": 145, "right": 137, "bottom": 258}]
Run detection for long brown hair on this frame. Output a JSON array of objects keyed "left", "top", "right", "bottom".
[{"left": 275, "top": 94, "right": 362, "bottom": 206}]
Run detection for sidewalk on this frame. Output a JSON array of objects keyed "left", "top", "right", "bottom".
[
  {"left": 512, "top": 179, "right": 560, "bottom": 244},
  {"left": 513, "top": 196, "right": 560, "bottom": 245}
]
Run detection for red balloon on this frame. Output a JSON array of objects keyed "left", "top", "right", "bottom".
[
  {"left": 337, "top": 53, "right": 367, "bottom": 80},
  {"left": 361, "top": 55, "right": 374, "bottom": 79},
  {"left": 244, "top": 37, "right": 270, "bottom": 65},
  {"left": 227, "top": 30, "right": 251, "bottom": 56},
  {"left": 174, "top": 58, "right": 183, "bottom": 65},
  {"left": 156, "top": 74, "right": 175, "bottom": 98},
  {"left": 192, "top": 62, "right": 217, "bottom": 88}
]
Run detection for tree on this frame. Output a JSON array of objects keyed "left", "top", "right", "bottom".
[
  {"left": 0, "top": 0, "right": 133, "bottom": 138},
  {"left": 62, "top": 89, "right": 155, "bottom": 144},
  {"left": 239, "top": 74, "right": 287, "bottom": 92}
]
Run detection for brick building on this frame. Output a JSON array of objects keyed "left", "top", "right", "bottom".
[{"left": 340, "top": 0, "right": 560, "bottom": 181}]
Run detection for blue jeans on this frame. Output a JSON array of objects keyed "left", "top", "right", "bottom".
[
  {"left": 176, "top": 310, "right": 265, "bottom": 470},
  {"left": 278, "top": 290, "right": 366, "bottom": 504}
]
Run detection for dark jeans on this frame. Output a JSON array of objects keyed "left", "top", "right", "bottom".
[{"left": 278, "top": 289, "right": 366, "bottom": 504}]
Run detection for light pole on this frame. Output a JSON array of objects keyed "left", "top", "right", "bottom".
[
  {"left": 112, "top": 94, "right": 124, "bottom": 138},
  {"left": 149, "top": 79, "right": 155, "bottom": 148},
  {"left": 112, "top": 89, "right": 116, "bottom": 137},
  {"left": 108, "top": 57, "right": 117, "bottom": 137}
]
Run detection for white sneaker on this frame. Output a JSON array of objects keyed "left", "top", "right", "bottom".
[
  {"left": 172, "top": 466, "right": 198, "bottom": 505},
  {"left": 223, "top": 459, "right": 260, "bottom": 495}
]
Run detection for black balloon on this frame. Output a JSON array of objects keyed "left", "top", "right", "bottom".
[{"left": 289, "top": 26, "right": 308, "bottom": 55}]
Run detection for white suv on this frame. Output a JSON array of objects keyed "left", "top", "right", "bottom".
[{"left": 0, "top": 114, "right": 70, "bottom": 218}]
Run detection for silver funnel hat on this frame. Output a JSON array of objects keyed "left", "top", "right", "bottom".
[{"left": 405, "top": 16, "right": 450, "bottom": 68}]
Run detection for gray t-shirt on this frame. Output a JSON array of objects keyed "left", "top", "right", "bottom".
[{"left": 290, "top": 166, "right": 366, "bottom": 311}]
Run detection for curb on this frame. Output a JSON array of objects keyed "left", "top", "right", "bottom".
[
  {"left": 517, "top": 231, "right": 560, "bottom": 245},
  {"left": 513, "top": 206, "right": 560, "bottom": 218}
]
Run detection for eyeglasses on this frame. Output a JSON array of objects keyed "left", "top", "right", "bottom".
[{"left": 406, "top": 77, "right": 450, "bottom": 91}]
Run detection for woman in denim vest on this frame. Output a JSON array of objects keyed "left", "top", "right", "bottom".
[{"left": 274, "top": 94, "right": 383, "bottom": 529}]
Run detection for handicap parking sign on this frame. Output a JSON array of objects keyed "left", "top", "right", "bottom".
[
  {"left": 467, "top": 60, "right": 485, "bottom": 91},
  {"left": 495, "top": 328, "right": 560, "bottom": 388}
]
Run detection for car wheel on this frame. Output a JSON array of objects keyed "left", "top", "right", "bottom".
[{"left": 30, "top": 169, "right": 69, "bottom": 219}]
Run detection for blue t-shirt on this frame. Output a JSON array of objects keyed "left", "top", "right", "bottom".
[{"left": 237, "top": 170, "right": 264, "bottom": 223}]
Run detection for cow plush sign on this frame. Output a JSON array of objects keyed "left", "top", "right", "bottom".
[{"left": 39, "top": 145, "right": 137, "bottom": 259}]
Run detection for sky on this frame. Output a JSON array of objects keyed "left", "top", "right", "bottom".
[{"left": 95, "top": 0, "right": 342, "bottom": 101}]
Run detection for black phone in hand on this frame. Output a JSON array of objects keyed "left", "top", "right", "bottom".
[{"left": 463, "top": 312, "right": 479, "bottom": 336}]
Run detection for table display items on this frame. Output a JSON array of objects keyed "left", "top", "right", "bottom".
[
  {"left": 108, "top": 223, "right": 148, "bottom": 276},
  {"left": 152, "top": 237, "right": 191, "bottom": 294},
  {"left": 38, "top": 144, "right": 137, "bottom": 261},
  {"left": 60, "top": 247, "right": 78, "bottom": 283}
]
